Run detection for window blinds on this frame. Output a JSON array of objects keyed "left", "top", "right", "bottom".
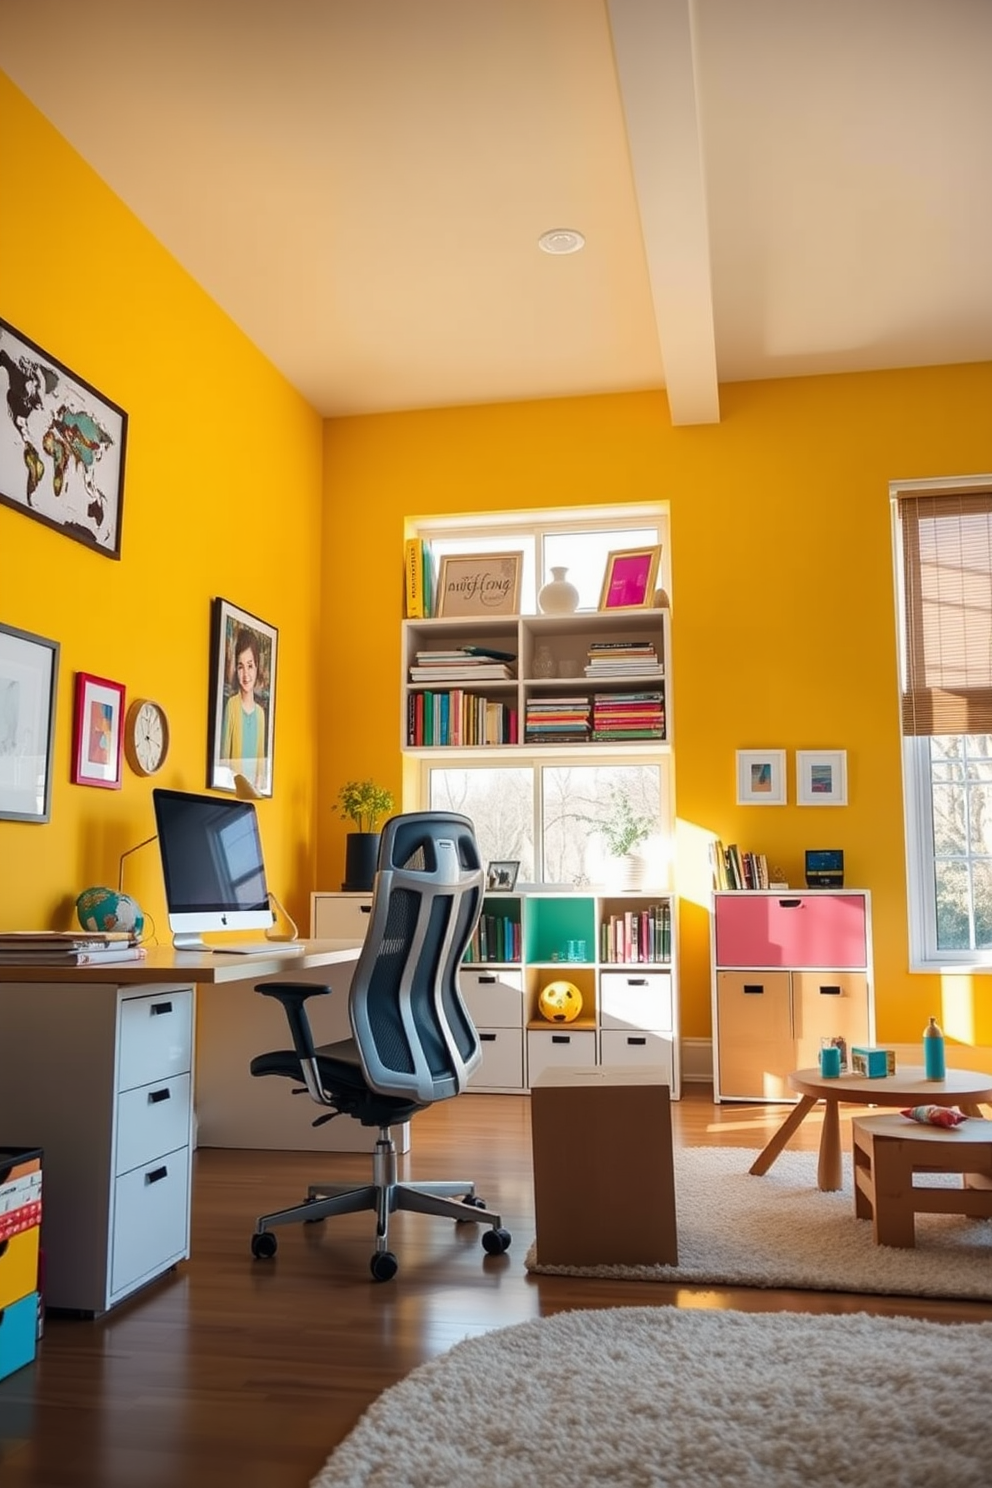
[{"left": 898, "top": 489, "right": 992, "bottom": 735}]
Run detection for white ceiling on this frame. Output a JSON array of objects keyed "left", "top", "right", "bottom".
[{"left": 3, "top": 0, "right": 991, "bottom": 425}]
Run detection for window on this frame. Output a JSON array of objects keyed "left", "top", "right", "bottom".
[{"left": 894, "top": 477, "right": 992, "bottom": 966}]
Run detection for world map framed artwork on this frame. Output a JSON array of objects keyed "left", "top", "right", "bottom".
[{"left": 0, "top": 317, "right": 128, "bottom": 560}]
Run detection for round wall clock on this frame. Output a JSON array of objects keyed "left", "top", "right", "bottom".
[{"left": 124, "top": 697, "right": 170, "bottom": 776}]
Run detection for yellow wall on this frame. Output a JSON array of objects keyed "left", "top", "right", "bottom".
[
  {"left": 321, "top": 368, "right": 992, "bottom": 1048},
  {"left": 0, "top": 73, "right": 325, "bottom": 936}
]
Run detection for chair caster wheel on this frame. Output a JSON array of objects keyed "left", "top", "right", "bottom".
[
  {"left": 370, "top": 1251, "right": 398, "bottom": 1282},
  {"left": 251, "top": 1231, "right": 278, "bottom": 1260},
  {"left": 456, "top": 1194, "right": 487, "bottom": 1222},
  {"left": 482, "top": 1227, "right": 512, "bottom": 1256}
]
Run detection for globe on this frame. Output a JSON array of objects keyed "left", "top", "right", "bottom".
[
  {"left": 538, "top": 979, "right": 583, "bottom": 1024},
  {"left": 76, "top": 887, "right": 145, "bottom": 938}
]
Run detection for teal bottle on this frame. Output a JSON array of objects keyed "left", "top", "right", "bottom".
[{"left": 923, "top": 1016, "right": 945, "bottom": 1080}]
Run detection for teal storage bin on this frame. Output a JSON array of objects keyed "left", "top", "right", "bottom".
[{"left": 0, "top": 1291, "right": 38, "bottom": 1382}]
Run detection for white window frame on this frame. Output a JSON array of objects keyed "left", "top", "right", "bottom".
[{"left": 892, "top": 473, "right": 992, "bottom": 971}]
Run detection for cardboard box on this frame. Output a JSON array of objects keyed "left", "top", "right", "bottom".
[{"left": 852, "top": 1046, "right": 895, "bottom": 1078}]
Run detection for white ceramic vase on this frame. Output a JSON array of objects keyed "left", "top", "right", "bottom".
[{"left": 538, "top": 566, "right": 579, "bottom": 615}]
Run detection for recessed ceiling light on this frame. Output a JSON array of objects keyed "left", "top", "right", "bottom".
[{"left": 538, "top": 229, "right": 585, "bottom": 255}]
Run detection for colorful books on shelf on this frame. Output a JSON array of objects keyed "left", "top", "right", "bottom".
[
  {"left": 600, "top": 902, "right": 671, "bottom": 963},
  {"left": 711, "top": 841, "right": 769, "bottom": 891},
  {"left": 590, "top": 691, "right": 665, "bottom": 741},
  {"left": 0, "top": 932, "right": 146, "bottom": 966},
  {"left": 463, "top": 913, "right": 521, "bottom": 963},
  {"left": 404, "top": 539, "right": 436, "bottom": 619},
  {"left": 409, "top": 647, "right": 517, "bottom": 683},
  {"left": 524, "top": 695, "right": 591, "bottom": 744},
  {"left": 407, "top": 690, "right": 518, "bottom": 747},
  {"left": 585, "top": 640, "right": 664, "bottom": 678}
]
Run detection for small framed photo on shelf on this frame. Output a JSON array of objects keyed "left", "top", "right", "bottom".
[
  {"left": 736, "top": 748, "right": 787, "bottom": 806},
  {"left": 0, "top": 620, "right": 59, "bottom": 823},
  {"left": 71, "top": 672, "right": 125, "bottom": 789},
  {"left": 797, "top": 749, "right": 848, "bottom": 806},
  {"left": 208, "top": 597, "right": 278, "bottom": 797},
  {"left": 598, "top": 545, "right": 662, "bottom": 611},
  {"left": 486, "top": 860, "right": 520, "bottom": 892},
  {"left": 436, "top": 552, "right": 523, "bottom": 618}
]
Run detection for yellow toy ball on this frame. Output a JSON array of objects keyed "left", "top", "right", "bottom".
[{"left": 538, "top": 979, "right": 583, "bottom": 1024}]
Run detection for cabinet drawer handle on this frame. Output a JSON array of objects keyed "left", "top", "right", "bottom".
[
  {"left": 478, "top": 975, "right": 497, "bottom": 984},
  {"left": 150, "top": 1001, "right": 173, "bottom": 1016},
  {"left": 360, "top": 904, "right": 371, "bottom": 915},
  {"left": 628, "top": 1036, "right": 647, "bottom": 1046},
  {"left": 743, "top": 984, "right": 765, "bottom": 995},
  {"left": 551, "top": 1035, "right": 571, "bottom": 1044},
  {"left": 145, "top": 1166, "right": 168, "bottom": 1185},
  {"left": 626, "top": 978, "right": 648, "bottom": 987},
  {"left": 778, "top": 899, "right": 802, "bottom": 909},
  {"left": 149, "top": 1088, "right": 171, "bottom": 1104},
  {"left": 480, "top": 1033, "right": 497, "bottom": 1042},
  {"left": 819, "top": 985, "right": 842, "bottom": 996}
]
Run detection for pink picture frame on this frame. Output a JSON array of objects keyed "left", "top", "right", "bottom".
[
  {"left": 71, "top": 672, "right": 125, "bottom": 789},
  {"left": 598, "top": 545, "right": 662, "bottom": 610}
]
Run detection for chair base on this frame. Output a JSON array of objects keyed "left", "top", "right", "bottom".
[{"left": 252, "top": 1127, "right": 507, "bottom": 1267}]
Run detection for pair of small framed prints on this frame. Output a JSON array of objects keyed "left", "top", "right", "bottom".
[{"left": 736, "top": 749, "right": 847, "bottom": 807}]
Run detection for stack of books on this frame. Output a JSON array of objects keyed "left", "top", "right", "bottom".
[
  {"left": 524, "top": 695, "right": 592, "bottom": 744},
  {"left": 0, "top": 932, "right": 146, "bottom": 966},
  {"left": 711, "top": 841, "right": 770, "bottom": 890},
  {"left": 600, "top": 903, "right": 672, "bottom": 963},
  {"left": 409, "top": 646, "right": 517, "bottom": 683},
  {"left": 585, "top": 641, "right": 663, "bottom": 679},
  {"left": 591, "top": 691, "right": 665, "bottom": 740},
  {"left": 407, "top": 690, "right": 517, "bottom": 747}
]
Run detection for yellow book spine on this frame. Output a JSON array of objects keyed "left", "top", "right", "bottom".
[{"left": 405, "top": 538, "right": 423, "bottom": 618}]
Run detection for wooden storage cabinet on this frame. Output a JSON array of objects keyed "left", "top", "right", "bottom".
[
  {"left": 0, "top": 982, "right": 194, "bottom": 1315},
  {"left": 458, "top": 890, "right": 680, "bottom": 1095},
  {"left": 711, "top": 891, "right": 874, "bottom": 1102},
  {"left": 311, "top": 891, "right": 373, "bottom": 940}
]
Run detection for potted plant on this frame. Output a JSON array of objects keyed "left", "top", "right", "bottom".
[
  {"left": 337, "top": 779, "right": 395, "bottom": 891},
  {"left": 594, "top": 788, "right": 655, "bottom": 889}
]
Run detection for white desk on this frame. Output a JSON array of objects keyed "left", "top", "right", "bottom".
[{"left": 0, "top": 939, "right": 381, "bottom": 1313}]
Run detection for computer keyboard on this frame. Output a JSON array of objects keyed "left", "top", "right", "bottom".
[{"left": 211, "top": 941, "right": 302, "bottom": 956}]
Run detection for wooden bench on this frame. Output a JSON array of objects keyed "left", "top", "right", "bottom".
[{"left": 852, "top": 1113, "right": 992, "bottom": 1247}]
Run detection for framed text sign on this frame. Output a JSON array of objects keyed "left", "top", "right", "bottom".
[{"left": 436, "top": 552, "right": 523, "bottom": 617}]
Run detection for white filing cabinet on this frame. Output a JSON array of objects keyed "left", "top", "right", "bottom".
[
  {"left": 311, "top": 891, "right": 373, "bottom": 941},
  {"left": 0, "top": 980, "right": 194, "bottom": 1314}
]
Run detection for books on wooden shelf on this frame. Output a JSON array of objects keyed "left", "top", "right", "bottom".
[
  {"left": 591, "top": 691, "right": 665, "bottom": 741},
  {"left": 407, "top": 690, "right": 517, "bottom": 747},
  {"left": 463, "top": 912, "right": 522, "bottom": 964},
  {"left": 585, "top": 640, "right": 664, "bottom": 679},
  {"left": 710, "top": 841, "right": 769, "bottom": 892},
  {"left": 404, "top": 539, "right": 437, "bottom": 619},
  {"left": 524, "top": 695, "right": 591, "bottom": 744},
  {"left": 409, "top": 646, "right": 517, "bottom": 683},
  {"left": 600, "top": 902, "right": 672, "bottom": 964}
]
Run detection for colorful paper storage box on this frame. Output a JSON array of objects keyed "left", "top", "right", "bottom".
[
  {"left": 851, "top": 1046, "right": 895, "bottom": 1078},
  {"left": 0, "top": 1146, "right": 42, "bottom": 1383}
]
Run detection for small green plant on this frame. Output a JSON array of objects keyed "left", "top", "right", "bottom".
[
  {"left": 595, "top": 788, "right": 655, "bottom": 857},
  {"left": 336, "top": 779, "right": 395, "bottom": 833}
]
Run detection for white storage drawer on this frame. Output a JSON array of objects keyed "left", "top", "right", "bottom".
[
  {"left": 110, "top": 1144, "right": 190, "bottom": 1299},
  {"left": 118, "top": 990, "right": 193, "bottom": 1091},
  {"left": 115, "top": 1073, "right": 192, "bottom": 1176},
  {"left": 311, "top": 893, "right": 373, "bottom": 940},
  {"left": 599, "top": 970, "right": 672, "bottom": 1032},
  {"left": 527, "top": 1028, "right": 596, "bottom": 1087},
  {"left": 460, "top": 968, "right": 524, "bottom": 1028},
  {"left": 469, "top": 1029, "right": 524, "bottom": 1089},
  {"left": 600, "top": 1029, "right": 675, "bottom": 1085}
]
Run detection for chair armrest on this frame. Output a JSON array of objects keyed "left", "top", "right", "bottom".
[{"left": 255, "top": 981, "right": 332, "bottom": 1063}]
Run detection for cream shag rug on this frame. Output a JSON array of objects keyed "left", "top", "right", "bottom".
[
  {"left": 525, "top": 1146, "right": 992, "bottom": 1297},
  {"left": 311, "top": 1307, "right": 992, "bottom": 1488}
]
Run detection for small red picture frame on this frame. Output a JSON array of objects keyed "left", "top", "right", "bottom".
[{"left": 71, "top": 672, "right": 125, "bottom": 789}]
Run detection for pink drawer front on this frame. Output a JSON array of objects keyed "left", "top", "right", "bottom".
[{"left": 715, "top": 894, "right": 867, "bottom": 969}]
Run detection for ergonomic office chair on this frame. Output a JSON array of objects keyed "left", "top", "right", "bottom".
[{"left": 248, "top": 810, "right": 512, "bottom": 1281}]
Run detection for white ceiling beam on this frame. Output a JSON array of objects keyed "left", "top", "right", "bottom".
[{"left": 607, "top": 0, "right": 720, "bottom": 425}]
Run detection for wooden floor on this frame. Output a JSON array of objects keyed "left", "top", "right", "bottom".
[{"left": 3, "top": 1086, "right": 991, "bottom": 1488}]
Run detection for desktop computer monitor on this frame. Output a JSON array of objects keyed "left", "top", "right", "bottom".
[{"left": 152, "top": 787, "right": 275, "bottom": 951}]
